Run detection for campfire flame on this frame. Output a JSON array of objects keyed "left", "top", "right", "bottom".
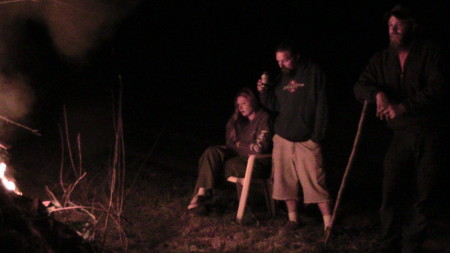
[{"left": 0, "top": 162, "right": 22, "bottom": 195}]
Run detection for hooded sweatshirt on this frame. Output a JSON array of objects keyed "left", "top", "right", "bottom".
[{"left": 260, "top": 58, "right": 328, "bottom": 143}]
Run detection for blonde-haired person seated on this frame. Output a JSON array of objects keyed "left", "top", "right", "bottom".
[{"left": 188, "top": 87, "right": 273, "bottom": 215}]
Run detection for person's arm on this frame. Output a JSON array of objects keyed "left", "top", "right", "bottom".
[
  {"left": 354, "top": 54, "right": 383, "bottom": 103},
  {"left": 257, "top": 77, "right": 279, "bottom": 112},
  {"left": 249, "top": 113, "right": 273, "bottom": 154},
  {"left": 311, "top": 69, "right": 328, "bottom": 143},
  {"left": 354, "top": 53, "right": 394, "bottom": 120},
  {"left": 233, "top": 113, "right": 273, "bottom": 155},
  {"left": 401, "top": 50, "right": 446, "bottom": 115},
  {"left": 361, "top": 46, "right": 446, "bottom": 120},
  {"left": 225, "top": 119, "right": 238, "bottom": 150}
]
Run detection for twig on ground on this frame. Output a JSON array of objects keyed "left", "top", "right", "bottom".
[
  {"left": 63, "top": 106, "right": 79, "bottom": 178},
  {"left": 102, "top": 78, "right": 127, "bottom": 251},
  {"left": 45, "top": 79, "right": 129, "bottom": 251}
]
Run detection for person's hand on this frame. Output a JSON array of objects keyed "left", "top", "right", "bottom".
[
  {"left": 257, "top": 79, "right": 268, "bottom": 93},
  {"left": 376, "top": 92, "right": 390, "bottom": 120},
  {"left": 379, "top": 104, "right": 406, "bottom": 120}
]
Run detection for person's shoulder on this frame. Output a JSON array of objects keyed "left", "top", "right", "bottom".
[
  {"left": 256, "top": 109, "right": 270, "bottom": 119},
  {"left": 300, "top": 56, "right": 321, "bottom": 68},
  {"left": 374, "top": 46, "right": 391, "bottom": 56},
  {"left": 416, "top": 39, "right": 446, "bottom": 53},
  {"left": 299, "top": 57, "right": 327, "bottom": 74},
  {"left": 365, "top": 48, "right": 390, "bottom": 63},
  {"left": 412, "top": 39, "right": 449, "bottom": 62},
  {"left": 254, "top": 109, "right": 273, "bottom": 123},
  {"left": 415, "top": 38, "right": 441, "bottom": 47}
]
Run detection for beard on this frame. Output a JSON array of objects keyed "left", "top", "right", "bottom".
[
  {"left": 389, "top": 32, "right": 413, "bottom": 51},
  {"left": 389, "top": 34, "right": 401, "bottom": 47},
  {"left": 280, "top": 67, "right": 290, "bottom": 74},
  {"left": 281, "top": 67, "right": 295, "bottom": 75}
]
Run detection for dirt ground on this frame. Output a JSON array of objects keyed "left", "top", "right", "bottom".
[{"left": 7, "top": 128, "right": 450, "bottom": 253}]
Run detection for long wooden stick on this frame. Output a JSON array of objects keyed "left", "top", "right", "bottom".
[
  {"left": 0, "top": 115, "right": 41, "bottom": 136},
  {"left": 324, "top": 100, "right": 368, "bottom": 245}
]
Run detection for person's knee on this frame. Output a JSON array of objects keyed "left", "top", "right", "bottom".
[
  {"left": 200, "top": 146, "right": 224, "bottom": 161},
  {"left": 224, "top": 157, "right": 246, "bottom": 178},
  {"left": 204, "top": 145, "right": 221, "bottom": 155}
]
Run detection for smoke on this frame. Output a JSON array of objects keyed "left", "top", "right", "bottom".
[
  {"left": 42, "top": 0, "right": 132, "bottom": 59},
  {"left": 0, "top": 74, "right": 35, "bottom": 140},
  {"left": 0, "top": 0, "right": 140, "bottom": 141},
  {"left": 1, "top": 0, "right": 138, "bottom": 59}
]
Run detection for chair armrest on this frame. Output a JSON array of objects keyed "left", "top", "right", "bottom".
[{"left": 227, "top": 176, "right": 244, "bottom": 184}]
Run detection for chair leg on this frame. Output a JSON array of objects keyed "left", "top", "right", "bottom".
[
  {"left": 263, "top": 180, "right": 276, "bottom": 217},
  {"left": 236, "top": 155, "right": 256, "bottom": 224},
  {"left": 236, "top": 180, "right": 250, "bottom": 224},
  {"left": 235, "top": 183, "right": 242, "bottom": 203}
]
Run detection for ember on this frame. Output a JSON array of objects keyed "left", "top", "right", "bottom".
[{"left": 0, "top": 162, "right": 22, "bottom": 195}]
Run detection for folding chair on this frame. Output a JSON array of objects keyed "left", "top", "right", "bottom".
[{"left": 227, "top": 154, "right": 275, "bottom": 224}]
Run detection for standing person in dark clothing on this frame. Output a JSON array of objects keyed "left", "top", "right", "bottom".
[
  {"left": 257, "top": 41, "right": 332, "bottom": 232},
  {"left": 188, "top": 87, "right": 273, "bottom": 215},
  {"left": 354, "top": 4, "right": 447, "bottom": 253}
]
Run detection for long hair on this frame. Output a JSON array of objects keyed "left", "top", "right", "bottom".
[{"left": 226, "top": 87, "right": 261, "bottom": 144}]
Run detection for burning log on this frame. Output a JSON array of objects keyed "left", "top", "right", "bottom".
[
  {"left": 0, "top": 184, "right": 100, "bottom": 253},
  {"left": 0, "top": 160, "right": 97, "bottom": 253},
  {"left": 0, "top": 162, "right": 22, "bottom": 195}
]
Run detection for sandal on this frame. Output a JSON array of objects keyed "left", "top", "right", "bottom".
[{"left": 187, "top": 195, "right": 210, "bottom": 216}]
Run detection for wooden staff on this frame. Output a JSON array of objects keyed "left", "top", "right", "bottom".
[{"left": 324, "top": 100, "right": 368, "bottom": 245}]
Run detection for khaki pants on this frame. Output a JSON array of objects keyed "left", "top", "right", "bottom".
[{"left": 272, "top": 134, "right": 330, "bottom": 203}]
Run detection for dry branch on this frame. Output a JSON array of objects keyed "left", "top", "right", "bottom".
[{"left": 0, "top": 114, "right": 41, "bottom": 136}]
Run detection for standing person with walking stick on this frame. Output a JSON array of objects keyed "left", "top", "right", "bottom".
[
  {"left": 354, "top": 4, "right": 448, "bottom": 253},
  {"left": 257, "top": 41, "right": 332, "bottom": 234}
]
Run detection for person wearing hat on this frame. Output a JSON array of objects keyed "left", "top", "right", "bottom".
[{"left": 354, "top": 4, "right": 448, "bottom": 253}]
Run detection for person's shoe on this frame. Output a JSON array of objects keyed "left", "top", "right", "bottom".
[
  {"left": 188, "top": 204, "right": 207, "bottom": 216},
  {"left": 279, "top": 221, "right": 300, "bottom": 236},
  {"left": 323, "top": 226, "right": 331, "bottom": 238},
  {"left": 187, "top": 195, "right": 210, "bottom": 216},
  {"left": 285, "top": 221, "right": 300, "bottom": 230}
]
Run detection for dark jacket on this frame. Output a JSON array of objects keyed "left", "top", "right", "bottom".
[
  {"left": 260, "top": 58, "right": 328, "bottom": 143},
  {"left": 354, "top": 40, "right": 447, "bottom": 130},
  {"left": 225, "top": 110, "right": 273, "bottom": 156}
]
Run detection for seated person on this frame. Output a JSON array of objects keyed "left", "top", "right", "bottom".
[{"left": 188, "top": 87, "right": 273, "bottom": 214}]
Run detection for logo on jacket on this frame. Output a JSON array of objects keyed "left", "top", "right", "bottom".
[{"left": 283, "top": 80, "right": 305, "bottom": 93}]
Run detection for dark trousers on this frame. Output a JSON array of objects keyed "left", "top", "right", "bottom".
[
  {"left": 380, "top": 128, "right": 441, "bottom": 253},
  {"left": 192, "top": 146, "right": 271, "bottom": 198}
]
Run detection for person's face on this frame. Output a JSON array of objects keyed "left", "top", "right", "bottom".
[
  {"left": 388, "top": 16, "right": 411, "bottom": 48},
  {"left": 236, "top": 96, "right": 254, "bottom": 118},
  {"left": 276, "top": 51, "right": 296, "bottom": 73}
]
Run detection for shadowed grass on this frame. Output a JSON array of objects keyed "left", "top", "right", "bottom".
[{"left": 8, "top": 119, "right": 450, "bottom": 252}]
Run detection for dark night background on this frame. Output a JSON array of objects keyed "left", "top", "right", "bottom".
[{"left": 1, "top": 0, "right": 450, "bottom": 210}]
